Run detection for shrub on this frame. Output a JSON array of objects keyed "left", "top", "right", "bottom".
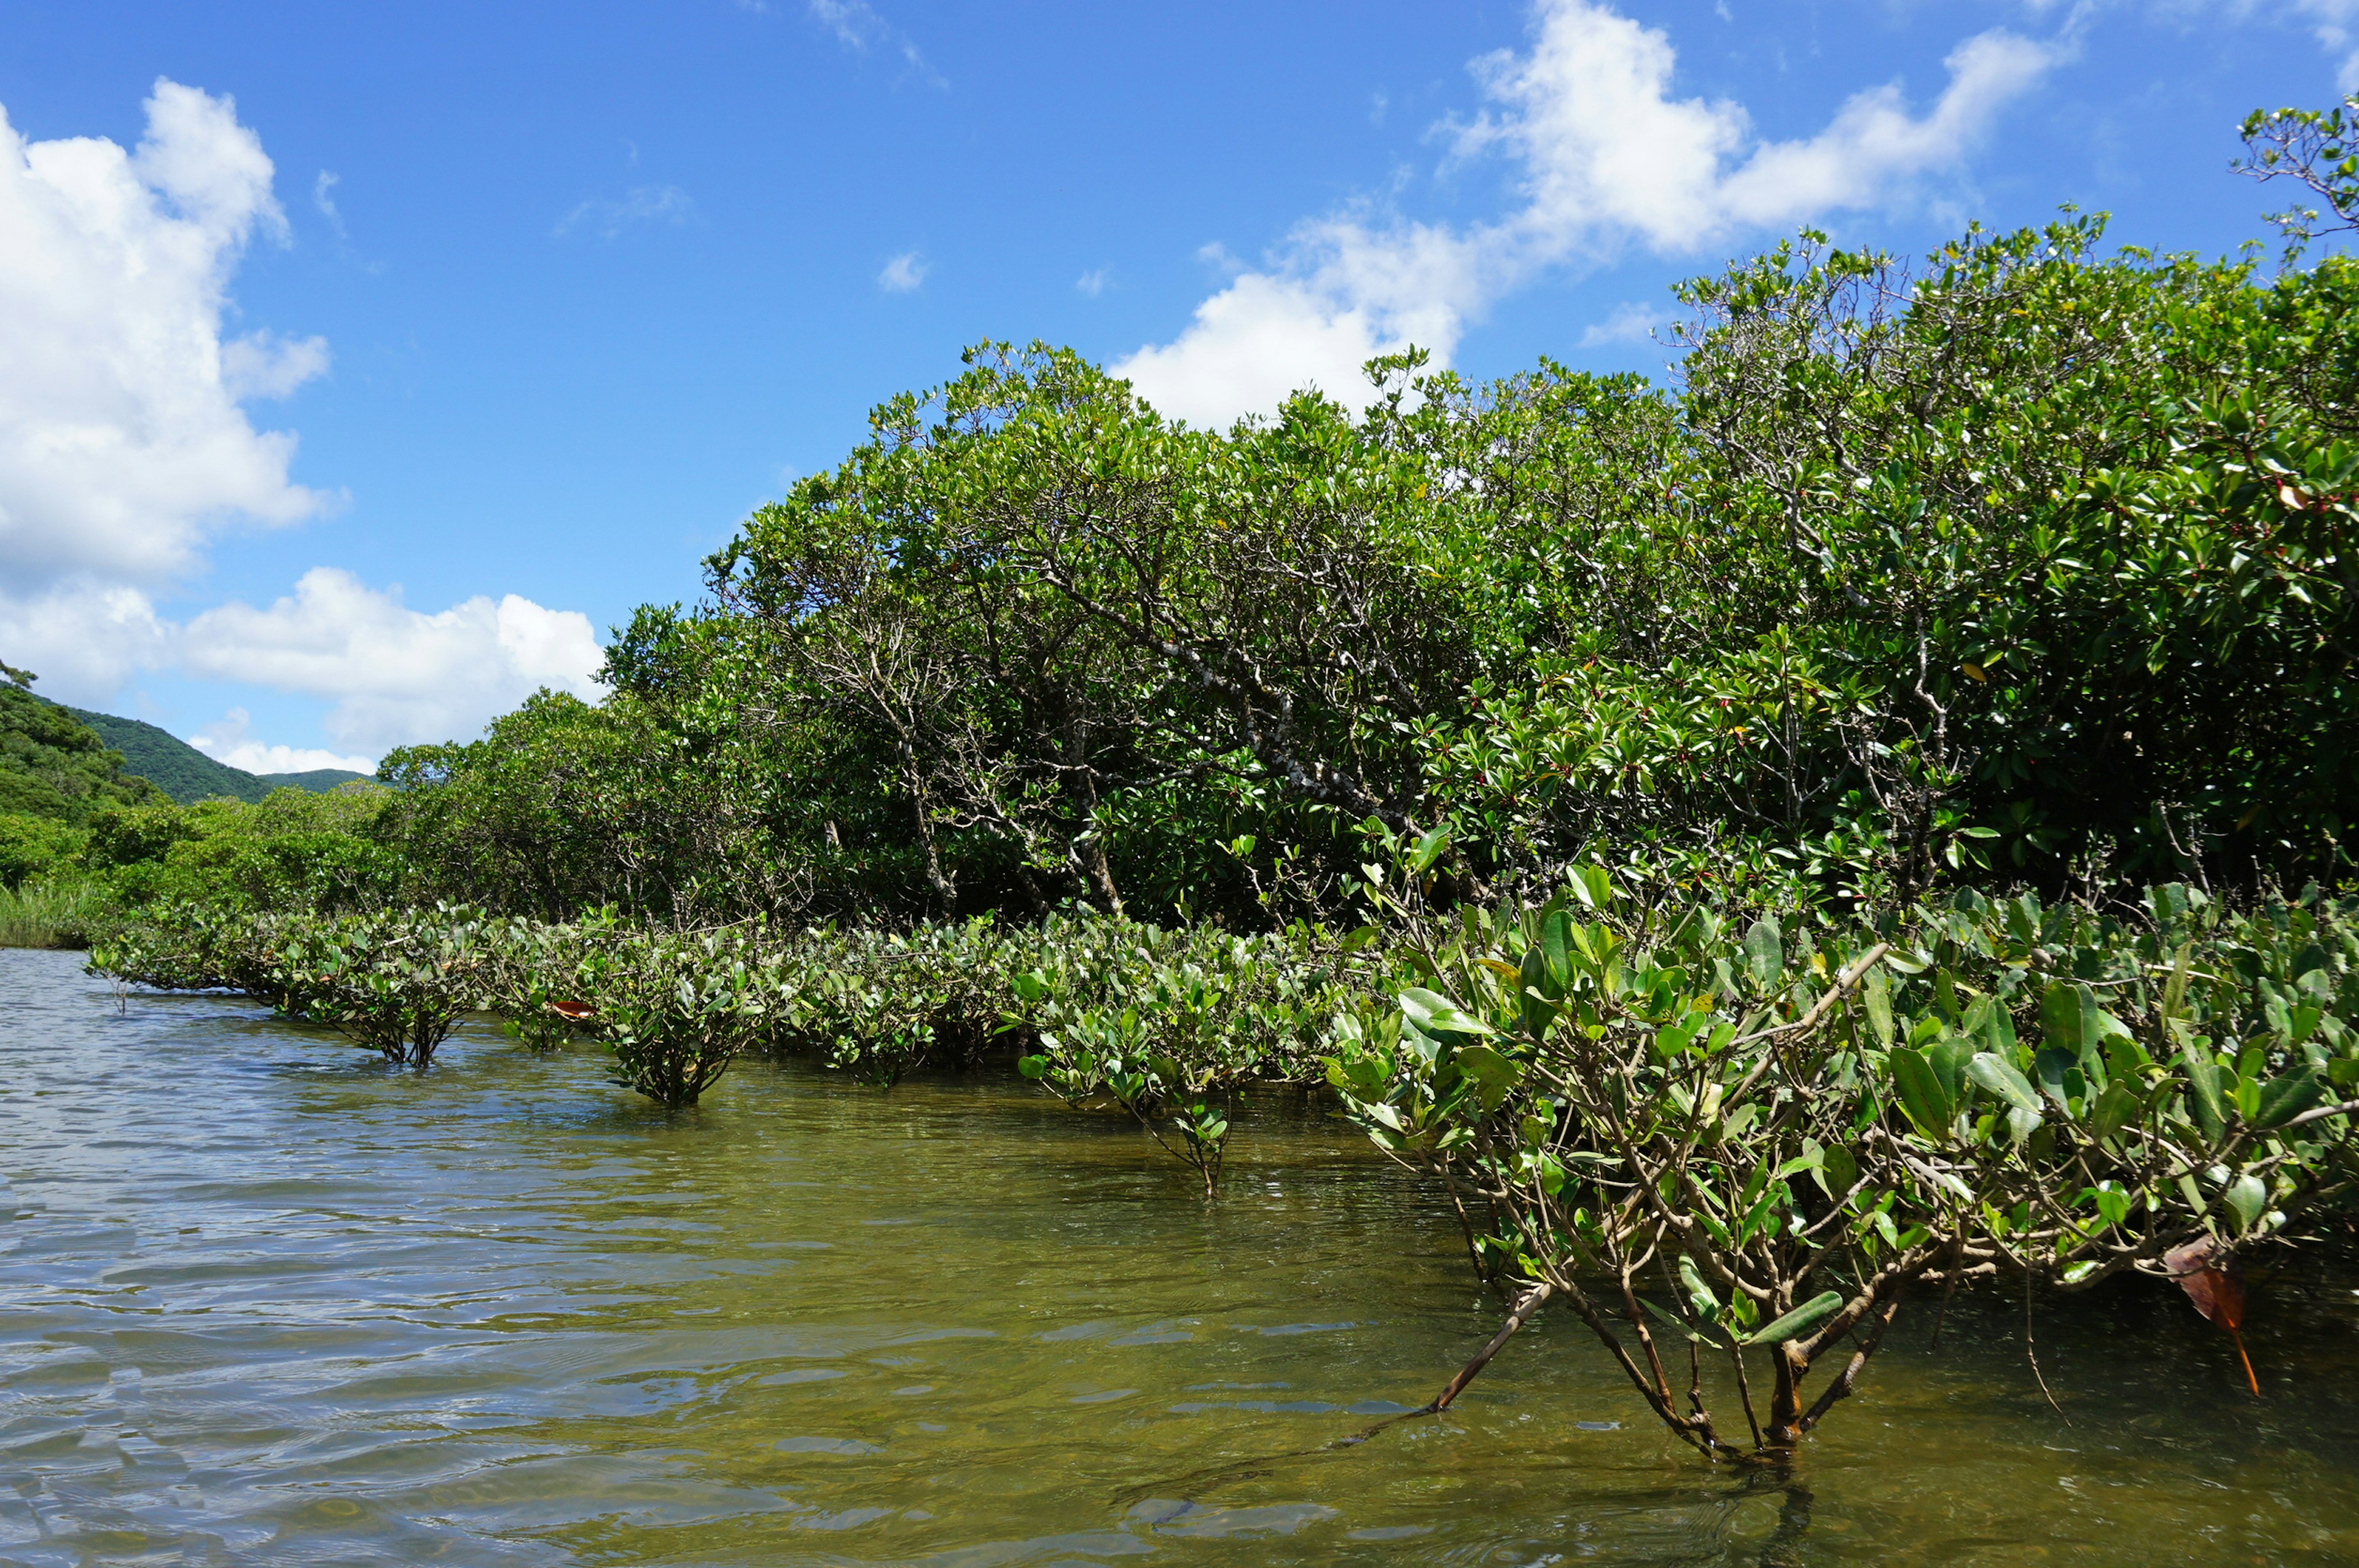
[
  {"left": 280, "top": 906, "right": 490, "bottom": 1065},
  {"left": 582, "top": 928, "right": 792, "bottom": 1105},
  {"left": 1009, "top": 915, "right": 1382, "bottom": 1190},
  {"left": 1327, "top": 859, "right": 2359, "bottom": 1453}
]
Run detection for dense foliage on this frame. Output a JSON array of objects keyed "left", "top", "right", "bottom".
[
  {"left": 89, "top": 903, "right": 1375, "bottom": 1131},
  {"left": 1328, "top": 862, "right": 2359, "bottom": 1453},
  {"left": 0, "top": 675, "right": 167, "bottom": 830},
  {"left": 346, "top": 213, "right": 2357, "bottom": 932}
]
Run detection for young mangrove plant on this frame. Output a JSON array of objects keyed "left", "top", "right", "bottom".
[
  {"left": 583, "top": 927, "right": 792, "bottom": 1105},
  {"left": 1004, "top": 915, "right": 1373, "bottom": 1191},
  {"left": 773, "top": 917, "right": 1024, "bottom": 1085},
  {"left": 276, "top": 905, "right": 490, "bottom": 1066},
  {"left": 477, "top": 911, "right": 618, "bottom": 1051},
  {"left": 1328, "top": 860, "right": 2359, "bottom": 1456}
]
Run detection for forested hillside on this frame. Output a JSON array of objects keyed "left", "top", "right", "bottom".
[
  {"left": 63, "top": 708, "right": 368, "bottom": 804},
  {"left": 0, "top": 673, "right": 166, "bottom": 825}
]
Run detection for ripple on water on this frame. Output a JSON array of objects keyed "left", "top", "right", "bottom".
[{"left": 9, "top": 945, "right": 2359, "bottom": 1565}]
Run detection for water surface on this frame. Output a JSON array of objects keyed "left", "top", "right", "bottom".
[{"left": 6, "top": 946, "right": 2359, "bottom": 1565}]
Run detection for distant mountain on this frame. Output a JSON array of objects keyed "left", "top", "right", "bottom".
[
  {"left": 60, "top": 708, "right": 371, "bottom": 805},
  {"left": 257, "top": 766, "right": 375, "bottom": 795}
]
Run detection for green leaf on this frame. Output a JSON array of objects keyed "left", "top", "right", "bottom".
[
  {"left": 2089, "top": 1080, "right": 2140, "bottom": 1142},
  {"left": 1747, "top": 1291, "right": 1845, "bottom": 1346},
  {"left": 1890, "top": 1046, "right": 1954, "bottom": 1139},
  {"left": 1638, "top": 1293, "right": 1720, "bottom": 1345},
  {"left": 2223, "top": 1172, "right": 2267, "bottom": 1233},
  {"left": 1400, "top": 987, "right": 1492, "bottom": 1037},
  {"left": 1678, "top": 1255, "right": 1720, "bottom": 1318},
  {"left": 1863, "top": 965, "right": 1895, "bottom": 1048},
  {"left": 1407, "top": 825, "right": 1452, "bottom": 875},
  {"left": 1968, "top": 1051, "right": 2043, "bottom": 1115},
  {"left": 2254, "top": 1065, "right": 2325, "bottom": 1129},
  {"left": 2032, "top": 1047, "right": 2080, "bottom": 1115},
  {"left": 2178, "top": 1028, "right": 2227, "bottom": 1142},
  {"left": 1538, "top": 910, "right": 1574, "bottom": 990},
  {"left": 2040, "top": 981, "right": 2083, "bottom": 1055},
  {"left": 1744, "top": 916, "right": 1784, "bottom": 988},
  {"left": 2006, "top": 1104, "right": 2044, "bottom": 1147},
  {"left": 1819, "top": 1142, "right": 1858, "bottom": 1197},
  {"left": 1452, "top": 1042, "right": 1521, "bottom": 1112},
  {"left": 1925, "top": 1037, "right": 1975, "bottom": 1107}
]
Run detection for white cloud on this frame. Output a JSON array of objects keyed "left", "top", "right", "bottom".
[
  {"left": 178, "top": 568, "right": 606, "bottom": 753},
  {"left": 2281, "top": 0, "right": 2359, "bottom": 87},
  {"left": 805, "top": 0, "right": 944, "bottom": 84},
  {"left": 556, "top": 183, "right": 695, "bottom": 239},
  {"left": 313, "top": 168, "right": 343, "bottom": 236},
  {"left": 0, "top": 80, "right": 609, "bottom": 758},
  {"left": 878, "top": 249, "right": 928, "bottom": 291},
  {"left": 1076, "top": 265, "right": 1112, "bottom": 297},
  {"left": 222, "top": 330, "right": 332, "bottom": 400},
  {"left": 1578, "top": 300, "right": 1668, "bottom": 346},
  {"left": 1115, "top": 0, "right": 2061, "bottom": 426},
  {"left": 1111, "top": 274, "right": 1402, "bottom": 426},
  {"left": 0, "top": 582, "right": 169, "bottom": 700},
  {"left": 190, "top": 707, "right": 377, "bottom": 776},
  {"left": 0, "top": 78, "right": 331, "bottom": 592},
  {"left": 809, "top": 0, "right": 887, "bottom": 48}
]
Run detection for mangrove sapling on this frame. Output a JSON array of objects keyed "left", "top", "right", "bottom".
[
  {"left": 1328, "top": 863, "right": 2359, "bottom": 1456},
  {"left": 1009, "top": 916, "right": 1370, "bottom": 1191},
  {"left": 284, "top": 906, "right": 490, "bottom": 1066},
  {"left": 773, "top": 918, "right": 1023, "bottom": 1086},
  {"left": 479, "top": 913, "right": 617, "bottom": 1052},
  {"left": 588, "top": 929, "right": 791, "bottom": 1105}
]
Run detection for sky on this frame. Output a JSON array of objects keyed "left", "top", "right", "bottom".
[{"left": 0, "top": 0, "right": 2351, "bottom": 775}]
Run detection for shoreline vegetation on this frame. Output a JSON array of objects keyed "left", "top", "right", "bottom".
[{"left": 20, "top": 96, "right": 2359, "bottom": 1458}]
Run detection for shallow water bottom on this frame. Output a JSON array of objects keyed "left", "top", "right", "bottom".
[{"left": 6, "top": 946, "right": 2359, "bottom": 1566}]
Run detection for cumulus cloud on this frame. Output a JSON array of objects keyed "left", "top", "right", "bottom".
[
  {"left": 0, "top": 80, "right": 607, "bottom": 766},
  {"left": 0, "top": 78, "right": 331, "bottom": 593},
  {"left": 877, "top": 249, "right": 928, "bottom": 291},
  {"left": 1114, "top": 0, "right": 2061, "bottom": 426},
  {"left": 179, "top": 568, "right": 606, "bottom": 754},
  {"left": 190, "top": 707, "right": 377, "bottom": 776},
  {"left": 0, "top": 582, "right": 170, "bottom": 700}
]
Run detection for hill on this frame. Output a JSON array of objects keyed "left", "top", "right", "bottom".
[
  {"left": 60, "top": 708, "right": 371, "bottom": 804},
  {"left": 0, "top": 683, "right": 170, "bottom": 823}
]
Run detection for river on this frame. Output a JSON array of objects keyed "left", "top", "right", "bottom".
[{"left": 6, "top": 945, "right": 2359, "bottom": 1564}]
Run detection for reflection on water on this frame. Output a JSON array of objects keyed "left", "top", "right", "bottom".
[{"left": 6, "top": 945, "right": 2359, "bottom": 1565}]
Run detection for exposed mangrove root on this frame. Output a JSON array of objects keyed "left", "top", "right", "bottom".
[{"left": 1424, "top": 1281, "right": 1554, "bottom": 1413}]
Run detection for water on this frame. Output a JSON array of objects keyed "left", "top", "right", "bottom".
[{"left": 7, "top": 947, "right": 2359, "bottom": 1566}]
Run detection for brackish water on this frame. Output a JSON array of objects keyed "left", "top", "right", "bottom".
[{"left": 7, "top": 947, "right": 2359, "bottom": 1565}]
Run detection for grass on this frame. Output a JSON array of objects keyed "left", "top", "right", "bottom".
[{"left": 0, "top": 878, "right": 109, "bottom": 949}]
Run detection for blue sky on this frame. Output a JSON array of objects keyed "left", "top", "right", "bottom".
[{"left": 0, "top": 0, "right": 2350, "bottom": 773}]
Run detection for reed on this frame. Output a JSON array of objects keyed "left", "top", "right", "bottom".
[{"left": 0, "top": 878, "right": 109, "bottom": 949}]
